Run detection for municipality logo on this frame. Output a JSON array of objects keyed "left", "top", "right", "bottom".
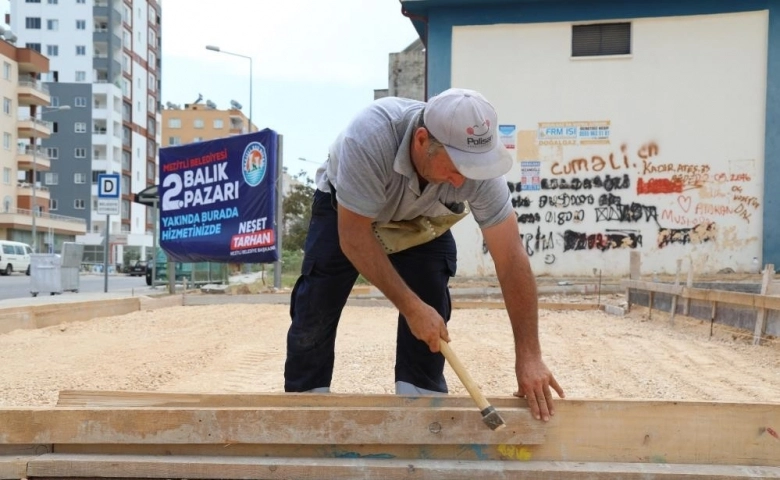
[{"left": 242, "top": 142, "right": 267, "bottom": 186}]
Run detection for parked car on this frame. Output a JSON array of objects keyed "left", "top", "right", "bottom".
[
  {"left": 0, "top": 240, "right": 33, "bottom": 276},
  {"left": 126, "top": 260, "right": 148, "bottom": 276}
]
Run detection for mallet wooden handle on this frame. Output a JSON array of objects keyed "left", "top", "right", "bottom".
[{"left": 439, "top": 340, "right": 490, "bottom": 411}]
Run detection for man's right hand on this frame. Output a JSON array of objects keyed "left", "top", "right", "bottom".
[{"left": 405, "top": 303, "right": 450, "bottom": 352}]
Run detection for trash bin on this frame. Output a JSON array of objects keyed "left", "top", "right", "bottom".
[{"left": 29, "top": 243, "right": 84, "bottom": 297}]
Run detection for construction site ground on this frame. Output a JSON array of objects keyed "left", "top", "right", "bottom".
[{"left": 1, "top": 285, "right": 778, "bottom": 408}]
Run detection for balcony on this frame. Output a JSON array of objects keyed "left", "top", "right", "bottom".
[
  {"left": 17, "top": 79, "right": 50, "bottom": 106},
  {"left": 0, "top": 207, "right": 87, "bottom": 236},
  {"left": 17, "top": 117, "right": 52, "bottom": 139},
  {"left": 16, "top": 184, "right": 50, "bottom": 214},
  {"left": 16, "top": 145, "right": 51, "bottom": 172}
]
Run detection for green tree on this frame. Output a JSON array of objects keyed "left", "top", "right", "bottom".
[{"left": 283, "top": 170, "right": 315, "bottom": 252}]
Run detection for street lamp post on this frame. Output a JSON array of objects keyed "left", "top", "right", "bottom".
[
  {"left": 205, "top": 45, "right": 252, "bottom": 134},
  {"left": 31, "top": 105, "right": 70, "bottom": 252},
  {"left": 206, "top": 45, "right": 269, "bottom": 281}
]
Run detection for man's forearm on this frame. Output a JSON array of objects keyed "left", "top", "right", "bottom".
[
  {"left": 339, "top": 224, "right": 422, "bottom": 316},
  {"left": 497, "top": 248, "right": 541, "bottom": 357}
]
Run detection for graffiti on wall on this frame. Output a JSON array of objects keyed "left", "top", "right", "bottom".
[{"left": 494, "top": 125, "right": 759, "bottom": 266}]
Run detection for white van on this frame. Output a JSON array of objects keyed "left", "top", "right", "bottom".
[{"left": 0, "top": 240, "right": 33, "bottom": 276}]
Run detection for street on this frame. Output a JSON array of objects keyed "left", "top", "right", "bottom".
[{"left": 0, "top": 273, "right": 150, "bottom": 303}]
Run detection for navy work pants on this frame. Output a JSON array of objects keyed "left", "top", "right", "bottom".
[{"left": 284, "top": 189, "right": 457, "bottom": 393}]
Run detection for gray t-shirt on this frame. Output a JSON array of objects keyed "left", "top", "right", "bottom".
[{"left": 315, "top": 96, "right": 513, "bottom": 229}]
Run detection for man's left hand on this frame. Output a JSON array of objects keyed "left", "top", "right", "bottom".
[{"left": 513, "top": 355, "right": 564, "bottom": 422}]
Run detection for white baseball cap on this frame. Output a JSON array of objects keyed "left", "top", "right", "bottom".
[{"left": 423, "top": 88, "right": 513, "bottom": 180}]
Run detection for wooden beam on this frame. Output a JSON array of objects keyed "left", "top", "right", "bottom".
[
  {"left": 56, "top": 390, "right": 530, "bottom": 409},
  {"left": 622, "top": 280, "right": 780, "bottom": 311},
  {"left": 0, "top": 407, "right": 542, "bottom": 446},
  {"left": 754, "top": 265, "right": 775, "bottom": 345},
  {"left": 683, "top": 257, "right": 695, "bottom": 315},
  {"left": 0, "top": 456, "right": 30, "bottom": 480},
  {"left": 452, "top": 301, "right": 600, "bottom": 311},
  {"left": 24, "top": 454, "right": 780, "bottom": 480},
  {"left": 6, "top": 394, "right": 780, "bottom": 466}
]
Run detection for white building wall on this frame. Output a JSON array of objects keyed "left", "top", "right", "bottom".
[
  {"left": 450, "top": 10, "right": 768, "bottom": 276},
  {"left": 10, "top": 0, "right": 93, "bottom": 83}
]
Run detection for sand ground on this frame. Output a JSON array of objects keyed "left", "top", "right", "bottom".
[{"left": 1, "top": 297, "right": 778, "bottom": 407}]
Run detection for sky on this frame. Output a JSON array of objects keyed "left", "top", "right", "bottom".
[{"left": 160, "top": 0, "right": 420, "bottom": 181}]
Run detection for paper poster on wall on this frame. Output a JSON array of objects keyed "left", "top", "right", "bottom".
[
  {"left": 498, "top": 124, "right": 517, "bottom": 152},
  {"left": 520, "top": 161, "right": 541, "bottom": 191},
  {"left": 537, "top": 121, "right": 611, "bottom": 146}
]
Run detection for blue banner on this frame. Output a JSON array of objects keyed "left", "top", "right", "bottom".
[{"left": 159, "top": 130, "right": 279, "bottom": 263}]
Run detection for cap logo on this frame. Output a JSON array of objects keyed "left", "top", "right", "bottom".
[{"left": 466, "top": 119, "right": 490, "bottom": 137}]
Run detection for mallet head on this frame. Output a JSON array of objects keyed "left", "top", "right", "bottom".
[{"left": 480, "top": 405, "right": 507, "bottom": 430}]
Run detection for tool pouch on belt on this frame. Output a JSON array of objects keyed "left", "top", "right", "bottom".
[{"left": 372, "top": 202, "right": 470, "bottom": 254}]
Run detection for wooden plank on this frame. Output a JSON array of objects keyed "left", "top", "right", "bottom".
[
  {"left": 0, "top": 407, "right": 543, "bottom": 446},
  {"left": 453, "top": 301, "right": 600, "bottom": 311},
  {"left": 25, "top": 455, "right": 780, "bottom": 479},
  {"left": 754, "top": 265, "right": 775, "bottom": 345},
  {"left": 683, "top": 257, "right": 695, "bottom": 315},
  {"left": 6, "top": 398, "right": 779, "bottom": 466},
  {"left": 56, "top": 391, "right": 530, "bottom": 409},
  {"left": 0, "top": 456, "right": 30, "bottom": 480},
  {"left": 622, "top": 280, "right": 780, "bottom": 311},
  {"left": 669, "top": 259, "right": 682, "bottom": 325}
]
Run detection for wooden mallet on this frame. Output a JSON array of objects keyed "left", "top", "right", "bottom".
[{"left": 439, "top": 340, "right": 506, "bottom": 430}]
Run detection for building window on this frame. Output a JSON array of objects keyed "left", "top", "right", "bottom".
[
  {"left": 47, "top": 147, "right": 58, "bottom": 158},
  {"left": 213, "top": 119, "right": 224, "bottom": 129},
  {"left": 74, "top": 96, "right": 87, "bottom": 107},
  {"left": 122, "top": 199, "right": 130, "bottom": 220},
  {"left": 75, "top": 71, "right": 86, "bottom": 82},
  {"left": 2, "top": 62, "right": 10, "bottom": 80},
  {"left": 50, "top": 96, "right": 59, "bottom": 106},
  {"left": 75, "top": 122, "right": 87, "bottom": 133},
  {"left": 25, "top": 42, "right": 41, "bottom": 52},
  {"left": 122, "top": 175, "right": 130, "bottom": 194},
  {"left": 193, "top": 119, "right": 204, "bottom": 129},
  {"left": 76, "top": 0, "right": 85, "bottom": 3},
  {"left": 46, "top": 19, "right": 58, "bottom": 30},
  {"left": 25, "top": 17, "right": 41, "bottom": 29},
  {"left": 44, "top": 172, "right": 58, "bottom": 185},
  {"left": 147, "top": 161, "right": 155, "bottom": 180},
  {"left": 25, "top": 0, "right": 42, "bottom": 3},
  {"left": 49, "top": 199, "right": 58, "bottom": 211},
  {"left": 2, "top": 167, "right": 10, "bottom": 185},
  {"left": 74, "top": 199, "right": 85, "bottom": 209},
  {"left": 47, "top": 0, "right": 58, "bottom": 4},
  {"left": 122, "top": 150, "right": 130, "bottom": 170},
  {"left": 51, "top": 122, "right": 58, "bottom": 133},
  {"left": 3, "top": 98, "right": 11, "bottom": 115},
  {"left": 92, "top": 171, "right": 106, "bottom": 184},
  {"left": 168, "top": 136, "right": 181, "bottom": 146},
  {"left": 76, "top": 45, "right": 86, "bottom": 55},
  {"left": 76, "top": 19, "right": 85, "bottom": 29},
  {"left": 74, "top": 173, "right": 87, "bottom": 184},
  {"left": 74, "top": 148, "right": 86, "bottom": 158},
  {"left": 46, "top": 45, "right": 59, "bottom": 56},
  {"left": 572, "top": 22, "right": 631, "bottom": 57},
  {"left": 168, "top": 118, "right": 181, "bottom": 128}
]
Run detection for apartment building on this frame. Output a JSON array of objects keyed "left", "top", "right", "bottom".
[
  {"left": 161, "top": 99, "right": 256, "bottom": 147},
  {"left": 0, "top": 29, "right": 86, "bottom": 252},
  {"left": 9, "top": 0, "right": 162, "bottom": 265}
]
